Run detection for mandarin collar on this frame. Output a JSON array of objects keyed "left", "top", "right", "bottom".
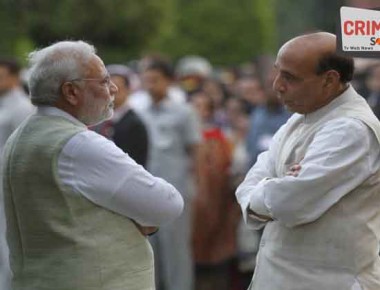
[
  {"left": 303, "top": 84, "right": 355, "bottom": 124},
  {"left": 37, "top": 106, "right": 86, "bottom": 127}
]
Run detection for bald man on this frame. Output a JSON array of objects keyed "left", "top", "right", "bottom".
[{"left": 236, "top": 32, "right": 380, "bottom": 290}]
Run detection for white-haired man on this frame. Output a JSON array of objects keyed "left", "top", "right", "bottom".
[{"left": 2, "top": 41, "right": 184, "bottom": 290}]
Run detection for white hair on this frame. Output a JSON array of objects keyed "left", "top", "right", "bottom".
[{"left": 28, "top": 40, "right": 96, "bottom": 106}]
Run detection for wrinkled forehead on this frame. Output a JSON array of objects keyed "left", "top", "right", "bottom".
[{"left": 275, "top": 41, "right": 320, "bottom": 76}]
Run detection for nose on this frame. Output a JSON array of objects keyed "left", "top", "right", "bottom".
[{"left": 110, "top": 80, "right": 118, "bottom": 95}]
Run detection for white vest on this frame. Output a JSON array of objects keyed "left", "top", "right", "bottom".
[{"left": 250, "top": 86, "right": 380, "bottom": 290}]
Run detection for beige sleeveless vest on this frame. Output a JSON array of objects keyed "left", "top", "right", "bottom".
[
  {"left": 2, "top": 114, "right": 155, "bottom": 290},
  {"left": 250, "top": 87, "right": 380, "bottom": 290}
]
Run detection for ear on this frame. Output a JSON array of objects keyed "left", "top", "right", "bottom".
[
  {"left": 61, "top": 82, "right": 80, "bottom": 106},
  {"left": 323, "top": 70, "right": 340, "bottom": 88}
]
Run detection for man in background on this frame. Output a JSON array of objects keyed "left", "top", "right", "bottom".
[
  {"left": 366, "top": 64, "right": 380, "bottom": 120},
  {"left": 0, "top": 58, "right": 34, "bottom": 290},
  {"left": 246, "top": 77, "right": 290, "bottom": 167},
  {"left": 140, "top": 58, "right": 201, "bottom": 290},
  {"left": 92, "top": 64, "right": 148, "bottom": 166}
]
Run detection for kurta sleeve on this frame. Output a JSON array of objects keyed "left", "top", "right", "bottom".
[
  {"left": 244, "top": 118, "right": 380, "bottom": 228},
  {"left": 58, "top": 130, "right": 184, "bottom": 227},
  {"left": 236, "top": 124, "right": 286, "bottom": 229}
]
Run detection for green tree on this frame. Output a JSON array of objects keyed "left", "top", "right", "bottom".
[
  {"left": 275, "top": 0, "right": 345, "bottom": 47},
  {"left": 0, "top": 0, "right": 172, "bottom": 63},
  {"left": 1, "top": 0, "right": 277, "bottom": 66},
  {"left": 153, "top": 0, "right": 277, "bottom": 65},
  {"left": 23, "top": 0, "right": 171, "bottom": 62},
  {"left": 0, "top": 0, "right": 34, "bottom": 62}
]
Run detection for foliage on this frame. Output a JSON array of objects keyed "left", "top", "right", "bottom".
[
  {"left": 154, "top": 0, "right": 277, "bottom": 65},
  {"left": 275, "top": 0, "right": 345, "bottom": 47},
  {"left": 23, "top": 0, "right": 170, "bottom": 62},
  {"left": 0, "top": 0, "right": 342, "bottom": 66}
]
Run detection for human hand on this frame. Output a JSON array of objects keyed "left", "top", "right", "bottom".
[
  {"left": 138, "top": 226, "right": 159, "bottom": 236},
  {"left": 286, "top": 163, "right": 302, "bottom": 177},
  {"left": 132, "top": 221, "right": 158, "bottom": 236},
  {"left": 248, "top": 208, "right": 273, "bottom": 222}
]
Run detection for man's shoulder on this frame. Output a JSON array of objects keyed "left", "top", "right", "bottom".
[
  {"left": 3, "top": 89, "right": 34, "bottom": 111},
  {"left": 319, "top": 117, "right": 375, "bottom": 138},
  {"left": 21, "top": 115, "right": 86, "bottom": 142},
  {"left": 62, "top": 129, "right": 125, "bottom": 164},
  {"left": 123, "top": 109, "right": 143, "bottom": 121},
  {"left": 177, "top": 102, "right": 195, "bottom": 117},
  {"left": 277, "top": 112, "right": 303, "bottom": 131}
]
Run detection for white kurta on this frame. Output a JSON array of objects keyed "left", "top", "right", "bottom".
[
  {"left": 236, "top": 85, "right": 380, "bottom": 290},
  {"left": 37, "top": 106, "right": 184, "bottom": 227},
  {"left": 238, "top": 117, "right": 380, "bottom": 228}
]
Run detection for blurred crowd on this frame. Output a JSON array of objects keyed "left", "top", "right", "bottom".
[{"left": 1, "top": 52, "right": 380, "bottom": 290}]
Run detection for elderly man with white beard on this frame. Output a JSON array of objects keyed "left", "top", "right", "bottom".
[{"left": 2, "top": 41, "right": 184, "bottom": 290}]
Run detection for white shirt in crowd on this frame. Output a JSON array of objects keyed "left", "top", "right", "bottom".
[
  {"left": 0, "top": 87, "right": 35, "bottom": 290},
  {"left": 128, "top": 86, "right": 186, "bottom": 112},
  {"left": 0, "top": 88, "right": 35, "bottom": 156},
  {"left": 38, "top": 106, "right": 184, "bottom": 227},
  {"left": 237, "top": 116, "right": 380, "bottom": 228}
]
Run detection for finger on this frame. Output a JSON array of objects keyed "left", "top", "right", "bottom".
[
  {"left": 290, "top": 164, "right": 301, "bottom": 171},
  {"left": 286, "top": 170, "right": 300, "bottom": 177}
]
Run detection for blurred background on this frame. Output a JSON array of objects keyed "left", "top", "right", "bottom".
[
  {"left": 0, "top": 0, "right": 377, "bottom": 65},
  {"left": 1, "top": 1, "right": 380, "bottom": 290}
]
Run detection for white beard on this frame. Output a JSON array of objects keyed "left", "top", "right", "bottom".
[{"left": 78, "top": 93, "right": 114, "bottom": 126}]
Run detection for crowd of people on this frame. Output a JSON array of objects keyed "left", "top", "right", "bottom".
[{"left": 0, "top": 34, "right": 380, "bottom": 290}]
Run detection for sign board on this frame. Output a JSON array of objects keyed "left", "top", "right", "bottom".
[{"left": 337, "top": 6, "right": 380, "bottom": 58}]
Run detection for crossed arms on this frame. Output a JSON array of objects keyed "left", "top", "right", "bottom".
[{"left": 236, "top": 118, "right": 379, "bottom": 228}]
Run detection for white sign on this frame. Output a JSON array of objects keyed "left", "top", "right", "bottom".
[{"left": 338, "top": 6, "right": 380, "bottom": 57}]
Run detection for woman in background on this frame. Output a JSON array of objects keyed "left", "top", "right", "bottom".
[{"left": 191, "top": 90, "right": 240, "bottom": 290}]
